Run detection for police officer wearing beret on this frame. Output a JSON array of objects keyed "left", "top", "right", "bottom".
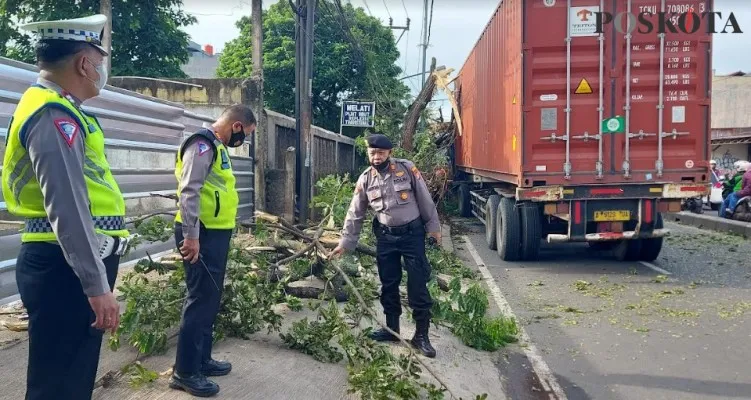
[
  {"left": 1, "top": 14, "right": 128, "bottom": 400},
  {"left": 333, "top": 134, "right": 441, "bottom": 358}
]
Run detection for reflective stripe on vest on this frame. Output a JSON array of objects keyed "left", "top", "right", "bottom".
[
  {"left": 174, "top": 130, "right": 239, "bottom": 230},
  {"left": 1, "top": 85, "right": 128, "bottom": 242}
]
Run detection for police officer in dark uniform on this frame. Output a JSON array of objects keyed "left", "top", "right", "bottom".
[{"left": 333, "top": 134, "right": 441, "bottom": 358}]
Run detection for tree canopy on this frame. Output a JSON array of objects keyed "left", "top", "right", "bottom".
[
  {"left": 0, "top": 0, "right": 196, "bottom": 78},
  {"left": 217, "top": 0, "right": 410, "bottom": 136}
]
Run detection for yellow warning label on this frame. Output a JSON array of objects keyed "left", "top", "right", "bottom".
[
  {"left": 575, "top": 78, "right": 592, "bottom": 94},
  {"left": 512, "top": 95, "right": 517, "bottom": 104},
  {"left": 512, "top": 135, "right": 517, "bottom": 151}
]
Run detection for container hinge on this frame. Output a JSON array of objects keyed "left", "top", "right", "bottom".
[
  {"left": 595, "top": 161, "right": 604, "bottom": 179},
  {"left": 564, "top": 162, "right": 572, "bottom": 179},
  {"left": 540, "top": 133, "right": 568, "bottom": 143},
  {"left": 656, "top": 159, "right": 664, "bottom": 177},
  {"left": 571, "top": 131, "right": 601, "bottom": 142}
]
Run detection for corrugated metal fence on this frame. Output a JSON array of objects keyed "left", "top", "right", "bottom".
[{"left": 0, "top": 57, "right": 256, "bottom": 300}]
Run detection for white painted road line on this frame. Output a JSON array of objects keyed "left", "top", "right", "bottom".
[
  {"left": 463, "top": 236, "right": 568, "bottom": 400},
  {"left": 639, "top": 261, "right": 672, "bottom": 275}
]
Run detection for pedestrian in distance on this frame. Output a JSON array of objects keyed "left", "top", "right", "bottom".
[
  {"left": 170, "top": 104, "right": 256, "bottom": 397},
  {"left": 1, "top": 14, "right": 130, "bottom": 400},
  {"left": 332, "top": 133, "right": 441, "bottom": 358}
]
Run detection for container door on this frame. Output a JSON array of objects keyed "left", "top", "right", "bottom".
[
  {"left": 524, "top": 0, "right": 615, "bottom": 183},
  {"left": 612, "top": 0, "right": 712, "bottom": 182}
]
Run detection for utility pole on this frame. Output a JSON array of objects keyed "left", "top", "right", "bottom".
[
  {"left": 388, "top": 17, "right": 410, "bottom": 45},
  {"left": 251, "top": 0, "right": 266, "bottom": 211},
  {"left": 100, "top": 0, "right": 112, "bottom": 76},
  {"left": 299, "top": 0, "right": 316, "bottom": 224},
  {"left": 292, "top": 0, "right": 303, "bottom": 222},
  {"left": 420, "top": 0, "right": 429, "bottom": 89}
]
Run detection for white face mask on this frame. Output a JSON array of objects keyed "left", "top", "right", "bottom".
[{"left": 85, "top": 59, "right": 107, "bottom": 91}]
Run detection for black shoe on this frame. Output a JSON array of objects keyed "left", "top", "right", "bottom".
[
  {"left": 169, "top": 372, "right": 220, "bottom": 397},
  {"left": 369, "top": 314, "right": 401, "bottom": 342},
  {"left": 410, "top": 319, "right": 436, "bottom": 358},
  {"left": 201, "top": 359, "right": 232, "bottom": 377}
]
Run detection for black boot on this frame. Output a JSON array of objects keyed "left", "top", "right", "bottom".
[
  {"left": 370, "top": 314, "right": 401, "bottom": 342},
  {"left": 410, "top": 319, "right": 436, "bottom": 358},
  {"left": 169, "top": 371, "right": 220, "bottom": 397},
  {"left": 201, "top": 359, "right": 232, "bottom": 377}
]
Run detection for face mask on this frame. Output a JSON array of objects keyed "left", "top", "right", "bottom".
[
  {"left": 372, "top": 157, "right": 390, "bottom": 172},
  {"left": 227, "top": 124, "right": 246, "bottom": 148},
  {"left": 86, "top": 59, "right": 107, "bottom": 91}
]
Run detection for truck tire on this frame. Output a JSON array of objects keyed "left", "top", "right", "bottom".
[
  {"left": 613, "top": 239, "right": 642, "bottom": 262},
  {"left": 458, "top": 184, "right": 472, "bottom": 217},
  {"left": 638, "top": 213, "right": 664, "bottom": 262},
  {"left": 485, "top": 194, "right": 501, "bottom": 250},
  {"left": 496, "top": 197, "right": 521, "bottom": 261},
  {"left": 519, "top": 203, "right": 542, "bottom": 261}
]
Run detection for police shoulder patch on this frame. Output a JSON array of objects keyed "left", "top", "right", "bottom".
[
  {"left": 53, "top": 118, "right": 79, "bottom": 148},
  {"left": 411, "top": 165, "right": 421, "bottom": 180},
  {"left": 197, "top": 141, "right": 210, "bottom": 156}
]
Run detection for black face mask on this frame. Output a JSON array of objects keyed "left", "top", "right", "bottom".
[
  {"left": 227, "top": 124, "right": 246, "bottom": 148},
  {"left": 372, "top": 157, "right": 390, "bottom": 172}
]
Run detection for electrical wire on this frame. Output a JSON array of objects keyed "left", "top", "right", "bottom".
[
  {"left": 382, "top": 0, "right": 391, "bottom": 19},
  {"left": 427, "top": 0, "right": 434, "bottom": 46}
]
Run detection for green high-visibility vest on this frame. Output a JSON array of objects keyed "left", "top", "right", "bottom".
[
  {"left": 174, "top": 129, "right": 238, "bottom": 230},
  {"left": 1, "top": 85, "right": 128, "bottom": 242}
]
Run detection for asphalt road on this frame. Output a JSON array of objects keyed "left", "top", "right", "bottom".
[{"left": 451, "top": 217, "right": 751, "bottom": 400}]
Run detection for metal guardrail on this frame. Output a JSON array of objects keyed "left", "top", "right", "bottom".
[{"left": 0, "top": 57, "right": 255, "bottom": 300}]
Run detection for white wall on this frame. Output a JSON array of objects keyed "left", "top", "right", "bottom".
[{"left": 712, "top": 144, "right": 750, "bottom": 173}]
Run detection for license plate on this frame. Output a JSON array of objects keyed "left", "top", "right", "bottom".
[{"left": 594, "top": 210, "right": 630, "bottom": 221}]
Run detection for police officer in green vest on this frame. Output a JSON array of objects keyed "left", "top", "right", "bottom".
[
  {"left": 169, "top": 105, "right": 255, "bottom": 397},
  {"left": 1, "top": 14, "right": 128, "bottom": 400}
]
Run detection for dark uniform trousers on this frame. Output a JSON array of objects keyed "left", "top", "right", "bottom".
[
  {"left": 174, "top": 222, "right": 233, "bottom": 375},
  {"left": 15, "top": 240, "right": 120, "bottom": 400},
  {"left": 373, "top": 218, "right": 433, "bottom": 322}
]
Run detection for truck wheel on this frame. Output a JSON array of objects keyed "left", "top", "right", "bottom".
[
  {"left": 496, "top": 197, "right": 521, "bottom": 261},
  {"left": 639, "top": 213, "right": 664, "bottom": 262},
  {"left": 613, "top": 239, "right": 642, "bottom": 262},
  {"left": 519, "top": 203, "right": 542, "bottom": 261},
  {"left": 458, "top": 184, "right": 472, "bottom": 217},
  {"left": 485, "top": 194, "right": 501, "bottom": 250}
]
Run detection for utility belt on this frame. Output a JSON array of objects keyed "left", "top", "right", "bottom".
[
  {"left": 373, "top": 218, "right": 424, "bottom": 237},
  {"left": 25, "top": 216, "right": 130, "bottom": 258}
]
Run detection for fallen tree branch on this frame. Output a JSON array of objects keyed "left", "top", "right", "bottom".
[
  {"left": 93, "top": 332, "right": 180, "bottom": 390},
  {"left": 125, "top": 212, "right": 177, "bottom": 227},
  {"left": 317, "top": 243, "right": 459, "bottom": 400}
]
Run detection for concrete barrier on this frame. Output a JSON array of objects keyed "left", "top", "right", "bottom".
[{"left": 665, "top": 211, "right": 751, "bottom": 238}]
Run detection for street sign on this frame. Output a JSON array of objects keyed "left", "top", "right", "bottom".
[
  {"left": 602, "top": 116, "right": 625, "bottom": 133},
  {"left": 340, "top": 100, "right": 376, "bottom": 128}
]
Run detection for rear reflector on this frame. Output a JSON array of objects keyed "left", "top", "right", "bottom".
[
  {"left": 574, "top": 201, "right": 582, "bottom": 224},
  {"left": 590, "top": 188, "right": 624, "bottom": 195},
  {"left": 680, "top": 186, "right": 706, "bottom": 192},
  {"left": 644, "top": 200, "right": 653, "bottom": 224}
]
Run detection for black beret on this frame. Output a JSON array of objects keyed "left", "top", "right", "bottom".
[{"left": 366, "top": 134, "right": 393, "bottom": 150}]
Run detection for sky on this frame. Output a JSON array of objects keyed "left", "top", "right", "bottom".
[{"left": 180, "top": 0, "right": 751, "bottom": 115}]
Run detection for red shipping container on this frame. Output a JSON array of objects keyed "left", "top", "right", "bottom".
[{"left": 454, "top": 0, "right": 713, "bottom": 188}]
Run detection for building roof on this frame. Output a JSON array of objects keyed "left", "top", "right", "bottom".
[{"left": 712, "top": 74, "right": 751, "bottom": 130}]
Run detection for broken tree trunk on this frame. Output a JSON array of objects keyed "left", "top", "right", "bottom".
[{"left": 402, "top": 57, "right": 438, "bottom": 152}]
